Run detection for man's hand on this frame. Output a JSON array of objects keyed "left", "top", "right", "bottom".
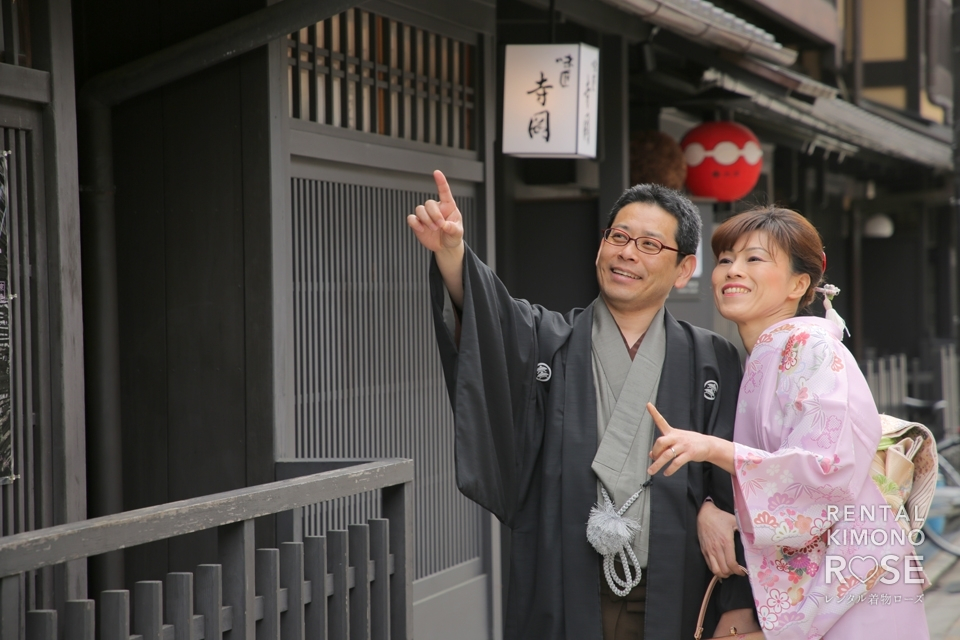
[
  {"left": 697, "top": 500, "right": 744, "bottom": 578},
  {"left": 407, "top": 170, "right": 465, "bottom": 253},
  {"left": 407, "top": 170, "right": 465, "bottom": 307}
]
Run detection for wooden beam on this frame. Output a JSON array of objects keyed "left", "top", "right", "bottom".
[{"left": 0, "top": 64, "right": 50, "bottom": 104}]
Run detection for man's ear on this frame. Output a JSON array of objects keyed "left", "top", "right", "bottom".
[
  {"left": 787, "top": 272, "right": 811, "bottom": 301},
  {"left": 674, "top": 254, "right": 697, "bottom": 289}
]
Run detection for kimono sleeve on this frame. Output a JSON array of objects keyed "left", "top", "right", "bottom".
[
  {"left": 429, "top": 244, "right": 546, "bottom": 525},
  {"left": 733, "top": 327, "right": 868, "bottom": 551}
]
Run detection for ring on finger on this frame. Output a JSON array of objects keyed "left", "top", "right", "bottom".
[{"left": 670, "top": 446, "right": 677, "bottom": 458}]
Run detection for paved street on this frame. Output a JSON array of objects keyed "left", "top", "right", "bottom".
[{"left": 924, "top": 542, "right": 960, "bottom": 639}]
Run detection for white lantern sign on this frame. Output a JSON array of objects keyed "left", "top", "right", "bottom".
[{"left": 502, "top": 43, "right": 599, "bottom": 158}]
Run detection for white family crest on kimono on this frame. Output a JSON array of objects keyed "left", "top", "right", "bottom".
[{"left": 731, "top": 317, "right": 929, "bottom": 639}]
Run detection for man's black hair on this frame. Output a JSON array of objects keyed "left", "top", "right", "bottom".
[{"left": 605, "top": 184, "right": 702, "bottom": 259}]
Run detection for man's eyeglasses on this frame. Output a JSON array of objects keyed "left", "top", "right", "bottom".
[{"left": 601, "top": 228, "right": 682, "bottom": 256}]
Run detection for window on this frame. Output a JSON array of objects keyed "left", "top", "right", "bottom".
[{"left": 287, "top": 8, "right": 477, "bottom": 151}]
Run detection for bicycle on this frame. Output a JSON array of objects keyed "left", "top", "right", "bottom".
[{"left": 922, "top": 436, "right": 960, "bottom": 557}]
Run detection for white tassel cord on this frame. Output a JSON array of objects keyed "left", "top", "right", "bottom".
[
  {"left": 815, "top": 284, "right": 850, "bottom": 337},
  {"left": 586, "top": 481, "right": 652, "bottom": 597}
]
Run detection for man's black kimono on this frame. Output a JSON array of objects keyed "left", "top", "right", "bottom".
[{"left": 431, "top": 247, "right": 752, "bottom": 639}]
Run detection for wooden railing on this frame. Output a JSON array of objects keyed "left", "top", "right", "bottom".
[
  {"left": 0, "top": 458, "right": 413, "bottom": 640},
  {"left": 863, "top": 346, "right": 960, "bottom": 438},
  {"left": 863, "top": 353, "right": 911, "bottom": 418}
]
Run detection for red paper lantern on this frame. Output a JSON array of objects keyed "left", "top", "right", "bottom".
[{"left": 681, "top": 122, "right": 763, "bottom": 201}]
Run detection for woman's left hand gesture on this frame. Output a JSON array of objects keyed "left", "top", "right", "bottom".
[{"left": 646, "top": 402, "right": 734, "bottom": 476}]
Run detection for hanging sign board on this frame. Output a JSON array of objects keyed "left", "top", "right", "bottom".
[{"left": 502, "top": 43, "right": 599, "bottom": 158}]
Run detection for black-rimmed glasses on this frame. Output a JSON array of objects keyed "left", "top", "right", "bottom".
[{"left": 601, "top": 228, "right": 682, "bottom": 255}]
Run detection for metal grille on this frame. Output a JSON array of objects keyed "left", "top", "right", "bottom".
[
  {"left": 292, "top": 178, "right": 483, "bottom": 579},
  {"left": 287, "top": 8, "right": 476, "bottom": 150},
  {"left": 0, "top": 126, "right": 53, "bottom": 609}
]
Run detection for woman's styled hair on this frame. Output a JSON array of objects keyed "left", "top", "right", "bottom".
[{"left": 711, "top": 207, "right": 825, "bottom": 311}]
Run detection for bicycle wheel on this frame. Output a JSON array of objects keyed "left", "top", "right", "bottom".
[{"left": 922, "top": 438, "right": 960, "bottom": 556}]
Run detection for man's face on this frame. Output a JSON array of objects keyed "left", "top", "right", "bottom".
[{"left": 595, "top": 202, "right": 697, "bottom": 315}]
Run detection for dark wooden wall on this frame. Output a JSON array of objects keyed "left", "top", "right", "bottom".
[{"left": 72, "top": 0, "right": 276, "bottom": 585}]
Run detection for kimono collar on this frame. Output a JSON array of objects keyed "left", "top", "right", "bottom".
[{"left": 761, "top": 315, "right": 842, "bottom": 341}]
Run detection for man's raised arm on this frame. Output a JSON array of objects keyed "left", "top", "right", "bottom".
[{"left": 407, "top": 170, "right": 466, "bottom": 308}]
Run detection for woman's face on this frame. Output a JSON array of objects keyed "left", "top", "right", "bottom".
[{"left": 712, "top": 230, "right": 809, "bottom": 326}]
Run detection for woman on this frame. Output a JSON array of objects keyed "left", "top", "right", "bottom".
[{"left": 647, "top": 208, "right": 929, "bottom": 639}]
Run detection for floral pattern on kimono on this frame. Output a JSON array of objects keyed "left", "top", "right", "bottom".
[{"left": 732, "top": 317, "right": 924, "bottom": 639}]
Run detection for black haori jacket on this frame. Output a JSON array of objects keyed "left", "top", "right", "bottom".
[{"left": 430, "top": 246, "right": 753, "bottom": 640}]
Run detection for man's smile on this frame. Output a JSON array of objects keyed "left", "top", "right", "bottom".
[{"left": 611, "top": 268, "right": 642, "bottom": 280}]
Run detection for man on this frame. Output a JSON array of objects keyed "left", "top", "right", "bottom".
[{"left": 408, "top": 170, "right": 755, "bottom": 639}]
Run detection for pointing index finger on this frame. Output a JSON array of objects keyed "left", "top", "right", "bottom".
[
  {"left": 433, "top": 170, "right": 455, "bottom": 204},
  {"left": 646, "top": 402, "right": 673, "bottom": 436}
]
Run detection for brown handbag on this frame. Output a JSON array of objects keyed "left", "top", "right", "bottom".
[{"left": 694, "top": 568, "right": 765, "bottom": 640}]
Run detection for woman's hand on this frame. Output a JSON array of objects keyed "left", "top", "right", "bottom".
[
  {"left": 697, "top": 501, "right": 745, "bottom": 578},
  {"left": 646, "top": 403, "right": 736, "bottom": 475}
]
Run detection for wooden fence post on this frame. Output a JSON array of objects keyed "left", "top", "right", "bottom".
[
  {"left": 256, "top": 549, "right": 280, "bottom": 640},
  {"left": 100, "top": 591, "right": 130, "bottom": 640},
  {"left": 381, "top": 481, "right": 412, "bottom": 640},
  {"left": 25, "top": 610, "right": 56, "bottom": 640},
  {"left": 348, "top": 525, "right": 370, "bottom": 640},
  {"left": 64, "top": 600, "right": 95, "bottom": 640},
  {"left": 133, "top": 581, "right": 165, "bottom": 640},
  {"left": 303, "top": 536, "right": 328, "bottom": 639},
  {"left": 280, "top": 543, "right": 305, "bottom": 640},
  {"left": 165, "top": 573, "right": 195, "bottom": 640},
  {"left": 219, "top": 520, "right": 256, "bottom": 640},
  {"left": 368, "top": 519, "right": 390, "bottom": 640},
  {"left": 1, "top": 574, "right": 22, "bottom": 640},
  {"left": 196, "top": 565, "right": 224, "bottom": 640},
  {"left": 327, "top": 531, "right": 349, "bottom": 640}
]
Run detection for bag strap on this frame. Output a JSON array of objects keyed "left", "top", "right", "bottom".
[
  {"left": 694, "top": 575, "right": 722, "bottom": 640},
  {"left": 695, "top": 567, "right": 749, "bottom": 640}
]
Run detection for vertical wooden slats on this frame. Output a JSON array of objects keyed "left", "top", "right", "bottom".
[
  {"left": 290, "top": 179, "right": 482, "bottom": 580},
  {"left": 285, "top": 11, "right": 475, "bottom": 150},
  {"left": 15, "top": 507, "right": 407, "bottom": 640},
  {"left": 326, "top": 530, "right": 349, "bottom": 640},
  {"left": 0, "top": 123, "right": 56, "bottom": 624},
  {"left": 303, "top": 536, "right": 328, "bottom": 639},
  {"left": 324, "top": 18, "right": 338, "bottom": 128}
]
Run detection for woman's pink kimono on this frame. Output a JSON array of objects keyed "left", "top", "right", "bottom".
[{"left": 732, "top": 317, "right": 930, "bottom": 639}]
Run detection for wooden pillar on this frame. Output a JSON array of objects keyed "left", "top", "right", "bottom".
[
  {"left": 598, "top": 33, "right": 629, "bottom": 230},
  {"left": 31, "top": 0, "right": 89, "bottom": 606}
]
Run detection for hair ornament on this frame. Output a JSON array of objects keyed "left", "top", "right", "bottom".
[
  {"left": 821, "top": 251, "right": 827, "bottom": 272},
  {"left": 814, "top": 285, "right": 849, "bottom": 337}
]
